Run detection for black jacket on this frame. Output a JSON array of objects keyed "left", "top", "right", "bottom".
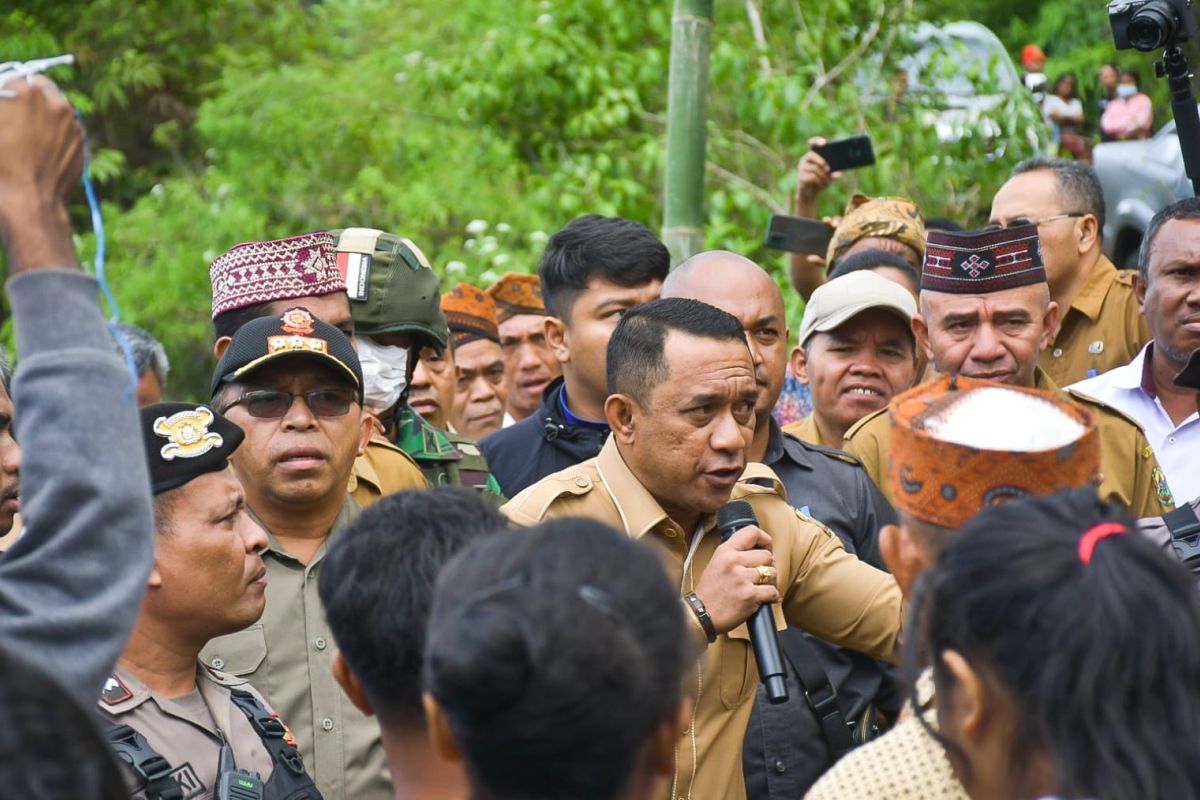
[
  {"left": 479, "top": 378, "right": 609, "bottom": 498},
  {"left": 742, "top": 421, "right": 901, "bottom": 799}
]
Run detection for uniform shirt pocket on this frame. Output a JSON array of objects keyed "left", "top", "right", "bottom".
[
  {"left": 200, "top": 623, "right": 267, "bottom": 676},
  {"left": 719, "top": 626, "right": 756, "bottom": 709}
]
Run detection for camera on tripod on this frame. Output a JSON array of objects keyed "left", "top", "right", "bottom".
[{"left": 1108, "top": 0, "right": 1197, "bottom": 51}]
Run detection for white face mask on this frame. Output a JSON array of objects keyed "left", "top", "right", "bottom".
[
  {"left": 357, "top": 337, "right": 409, "bottom": 414},
  {"left": 1116, "top": 83, "right": 1138, "bottom": 99}
]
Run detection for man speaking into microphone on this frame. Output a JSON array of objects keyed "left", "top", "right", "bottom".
[{"left": 502, "top": 298, "right": 903, "bottom": 800}]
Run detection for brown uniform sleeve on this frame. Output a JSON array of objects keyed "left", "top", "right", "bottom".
[
  {"left": 841, "top": 411, "right": 893, "bottom": 504},
  {"left": 779, "top": 512, "right": 904, "bottom": 664}
]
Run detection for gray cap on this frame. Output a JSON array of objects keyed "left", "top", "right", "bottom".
[{"left": 798, "top": 270, "right": 917, "bottom": 345}]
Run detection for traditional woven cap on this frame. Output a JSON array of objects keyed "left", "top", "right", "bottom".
[
  {"left": 333, "top": 228, "right": 450, "bottom": 351},
  {"left": 921, "top": 224, "right": 1046, "bottom": 294},
  {"left": 140, "top": 402, "right": 244, "bottom": 496},
  {"left": 487, "top": 273, "right": 546, "bottom": 322},
  {"left": 1176, "top": 348, "right": 1200, "bottom": 390},
  {"left": 210, "top": 306, "right": 363, "bottom": 402},
  {"left": 799, "top": 271, "right": 917, "bottom": 345},
  {"left": 210, "top": 232, "right": 344, "bottom": 320},
  {"left": 826, "top": 194, "right": 926, "bottom": 266},
  {"left": 889, "top": 374, "right": 1100, "bottom": 529},
  {"left": 442, "top": 283, "right": 500, "bottom": 347}
]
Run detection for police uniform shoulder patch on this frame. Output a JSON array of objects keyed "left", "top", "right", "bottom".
[
  {"left": 1152, "top": 466, "right": 1175, "bottom": 509},
  {"left": 101, "top": 673, "right": 133, "bottom": 705},
  {"left": 794, "top": 507, "right": 839, "bottom": 540}
]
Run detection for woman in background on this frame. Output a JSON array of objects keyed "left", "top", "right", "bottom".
[{"left": 1100, "top": 68, "right": 1153, "bottom": 140}]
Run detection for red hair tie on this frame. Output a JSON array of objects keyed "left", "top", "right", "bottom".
[{"left": 1078, "top": 522, "right": 1127, "bottom": 564}]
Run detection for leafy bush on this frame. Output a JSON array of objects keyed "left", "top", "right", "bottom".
[{"left": 8, "top": 0, "right": 1053, "bottom": 398}]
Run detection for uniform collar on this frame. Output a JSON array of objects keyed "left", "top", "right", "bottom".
[
  {"left": 762, "top": 417, "right": 816, "bottom": 472},
  {"left": 593, "top": 437, "right": 786, "bottom": 538},
  {"left": 1034, "top": 367, "right": 1060, "bottom": 393},
  {"left": 248, "top": 496, "right": 360, "bottom": 563},
  {"left": 1070, "top": 255, "right": 1119, "bottom": 322},
  {"left": 392, "top": 403, "right": 463, "bottom": 462},
  {"left": 594, "top": 438, "right": 671, "bottom": 538}
]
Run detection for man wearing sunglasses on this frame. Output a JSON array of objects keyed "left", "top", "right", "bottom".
[
  {"left": 200, "top": 307, "right": 389, "bottom": 799},
  {"left": 989, "top": 157, "right": 1150, "bottom": 386}
]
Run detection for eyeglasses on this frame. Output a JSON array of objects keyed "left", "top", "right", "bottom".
[
  {"left": 984, "top": 213, "right": 1085, "bottom": 231},
  {"left": 220, "top": 388, "right": 358, "bottom": 419}
]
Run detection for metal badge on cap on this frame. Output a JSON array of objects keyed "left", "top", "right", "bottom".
[{"left": 154, "top": 407, "right": 225, "bottom": 461}]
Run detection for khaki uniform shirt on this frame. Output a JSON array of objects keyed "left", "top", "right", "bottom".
[
  {"left": 349, "top": 435, "right": 429, "bottom": 508},
  {"left": 842, "top": 370, "right": 1173, "bottom": 517},
  {"left": 97, "top": 664, "right": 281, "bottom": 799},
  {"left": 501, "top": 438, "right": 904, "bottom": 800},
  {"left": 200, "top": 499, "right": 392, "bottom": 800},
  {"left": 1039, "top": 256, "right": 1151, "bottom": 388},
  {"left": 805, "top": 672, "right": 965, "bottom": 800},
  {"left": 782, "top": 414, "right": 827, "bottom": 447}
]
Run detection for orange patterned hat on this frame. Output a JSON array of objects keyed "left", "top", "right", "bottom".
[
  {"left": 487, "top": 272, "right": 546, "bottom": 322},
  {"left": 889, "top": 375, "right": 1100, "bottom": 529},
  {"left": 442, "top": 282, "right": 500, "bottom": 347}
]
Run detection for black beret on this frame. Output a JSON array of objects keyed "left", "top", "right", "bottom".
[
  {"left": 141, "top": 403, "right": 245, "bottom": 496},
  {"left": 210, "top": 306, "right": 363, "bottom": 401}
]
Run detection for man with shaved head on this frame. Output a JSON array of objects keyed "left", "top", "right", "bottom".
[{"left": 662, "top": 251, "right": 901, "bottom": 797}]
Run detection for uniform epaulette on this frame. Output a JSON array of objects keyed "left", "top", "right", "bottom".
[
  {"left": 503, "top": 469, "right": 598, "bottom": 523},
  {"left": 842, "top": 406, "right": 887, "bottom": 441},
  {"left": 803, "top": 440, "right": 866, "bottom": 468},
  {"left": 737, "top": 462, "right": 788, "bottom": 503},
  {"left": 1063, "top": 385, "right": 1150, "bottom": 431}
]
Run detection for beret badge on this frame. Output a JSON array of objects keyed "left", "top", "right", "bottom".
[{"left": 153, "top": 407, "right": 225, "bottom": 462}]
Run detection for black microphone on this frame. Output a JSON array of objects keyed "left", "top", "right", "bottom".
[{"left": 716, "top": 500, "right": 789, "bottom": 704}]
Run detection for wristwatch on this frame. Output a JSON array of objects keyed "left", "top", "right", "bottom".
[{"left": 684, "top": 592, "right": 717, "bottom": 643}]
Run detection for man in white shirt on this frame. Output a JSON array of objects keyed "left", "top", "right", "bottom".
[{"left": 1070, "top": 198, "right": 1200, "bottom": 501}]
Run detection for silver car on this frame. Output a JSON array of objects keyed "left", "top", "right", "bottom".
[{"left": 1094, "top": 118, "right": 1194, "bottom": 267}]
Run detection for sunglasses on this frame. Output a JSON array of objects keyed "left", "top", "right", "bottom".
[{"left": 221, "top": 388, "right": 358, "bottom": 419}]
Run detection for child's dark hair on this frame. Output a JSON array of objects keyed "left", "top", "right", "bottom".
[
  {"left": 423, "top": 517, "right": 690, "bottom": 800},
  {"left": 912, "top": 488, "right": 1200, "bottom": 799},
  {"left": 318, "top": 487, "right": 507, "bottom": 728}
]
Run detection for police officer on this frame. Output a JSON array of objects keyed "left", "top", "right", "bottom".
[
  {"left": 502, "top": 298, "right": 904, "bottom": 800},
  {"left": 843, "top": 225, "right": 1173, "bottom": 517},
  {"left": 99, "top": 402, "right": 320, "bottom": 799},
  {"left": 335, "top": 228, "right": 501, "bottom": 498},
  {"left": 208, "top": 231, "right": 428, "bottom": 505}
]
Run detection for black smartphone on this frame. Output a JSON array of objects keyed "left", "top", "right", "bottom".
[
  {"left": 764, "top": 214, "right": 835, "bottom": 255},
  {"left": 814, "top": 135, "right": 875, "bottom": 171}
]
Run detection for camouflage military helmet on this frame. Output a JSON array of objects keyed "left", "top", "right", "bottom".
[{"left": 333, "top": 227, "right": 451, "bottom": 352}]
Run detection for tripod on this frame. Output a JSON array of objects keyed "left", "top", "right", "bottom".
[{"left": 1156, "top": 45, "right": 1200, "bottom": 196}]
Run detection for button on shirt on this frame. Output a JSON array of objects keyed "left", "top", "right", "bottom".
[
  {"left": 200, "top": 497, "right": 392, "bottom": 799},
  {"left": 1070, "top": 343, "right": 1200, "bottom": 501}
]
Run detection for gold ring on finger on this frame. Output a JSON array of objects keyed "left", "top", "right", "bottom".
[{"left": 756, "top": 565, "right": 775, "bottom": 585}]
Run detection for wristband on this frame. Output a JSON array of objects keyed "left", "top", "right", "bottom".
[{"left": 684, "top": 592, "right": 717, "bottom": 644}]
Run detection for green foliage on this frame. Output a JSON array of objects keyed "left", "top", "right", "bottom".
[{"left": 10, "top": 0, "right": 1055, "bottom": 398}]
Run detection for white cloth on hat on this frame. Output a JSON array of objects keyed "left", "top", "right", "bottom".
[{"left": 922, "top": 386, "right": 1086, "bottom": 451}]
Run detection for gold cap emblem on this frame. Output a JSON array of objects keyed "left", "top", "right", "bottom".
[
  {"left": 280, "top": 308, "right": 316, "bottom": 335},
  {"left": 153, "top": 407, "right": 225, "bottom": 461}
]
